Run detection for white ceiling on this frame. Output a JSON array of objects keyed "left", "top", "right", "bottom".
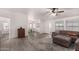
[{"left": 0, "top": 8, "right": 79, "bottom": 20}]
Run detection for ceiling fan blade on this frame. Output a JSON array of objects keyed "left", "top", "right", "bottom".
[{"left": 57, "top": 11, "right": 64, "bottom": 13}]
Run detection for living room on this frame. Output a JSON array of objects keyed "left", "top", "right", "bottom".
[{"left": 0, "top": 8, "right": 79, "bottom": 51}]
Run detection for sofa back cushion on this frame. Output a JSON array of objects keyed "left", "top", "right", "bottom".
[{"left": 59, "top": 30, "right": 79, "bottom": 37}]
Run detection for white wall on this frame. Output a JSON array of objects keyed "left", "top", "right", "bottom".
[
  {"left": 39, "top": 20, "right": 55, "bottom": 34},
  {"left": 9, "top": 13, "right": 28, "bottom": 39},
  {"left": 0, "top": 9, "right": 28, "bottom": 39},
  {"left": 40, "top": 16, "right": 79, "bottom": 34},
  {"left": 39, "top": 20, "right": 47, "bottom": 33},
  {"left": 0, "top": 9, "right": 79, "bottom": 38}
]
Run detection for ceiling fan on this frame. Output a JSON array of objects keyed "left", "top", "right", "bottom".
[
  {"left": 47, "top": 8, "right": 64, "bottom": 16},
  {"left": 50, "top": 8, "right": 64, "bottom": 13}
]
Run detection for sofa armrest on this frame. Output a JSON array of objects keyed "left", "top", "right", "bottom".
[{"left": 52, "top": 32, "right": 58, "bottom": 38}]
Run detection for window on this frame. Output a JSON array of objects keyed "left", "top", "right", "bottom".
[
  {"left": 55, "top": 20, "right": 79, "bottom": 31},
  {"left": 3, "top": 23, "right": 9, "bottom": 30},
  {"left": 66, "top": 21, "right": 73, "bottom": 30},
  {"left": 55, "top": 21, "right": 64, "bottom": 31},
  {"left": 66, "top": 21, "right": 79, "bottom": 31}
]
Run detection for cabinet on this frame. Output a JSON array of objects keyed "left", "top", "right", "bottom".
[{"left": 17, "top": 27, "right": 25, "bottom": 38}]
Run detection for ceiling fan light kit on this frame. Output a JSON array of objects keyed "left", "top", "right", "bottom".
[{"left": 51, "top": 13, "right": 57, "bottom": 16}]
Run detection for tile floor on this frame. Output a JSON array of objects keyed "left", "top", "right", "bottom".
[{"left": 0, "top": 32, "right": 75, "bottom": 51}]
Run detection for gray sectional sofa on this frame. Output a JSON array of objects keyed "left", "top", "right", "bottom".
[{"left": 52, "top": 30, "right": 79, "bottom": 51}]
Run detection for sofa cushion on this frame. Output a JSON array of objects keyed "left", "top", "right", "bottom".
[
  {"left": 53, "top": 35, "right": 72, "bottom": 48},
  {"left": 67, "top": 32, "right": 77, "bottom": 36},
  {"left": 53, "top": 35, "right": 71, "bottom": 42}
]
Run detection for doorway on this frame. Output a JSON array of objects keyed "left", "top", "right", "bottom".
[{"left": 0, "top": 17, "right": 10, "bottom": 40}]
